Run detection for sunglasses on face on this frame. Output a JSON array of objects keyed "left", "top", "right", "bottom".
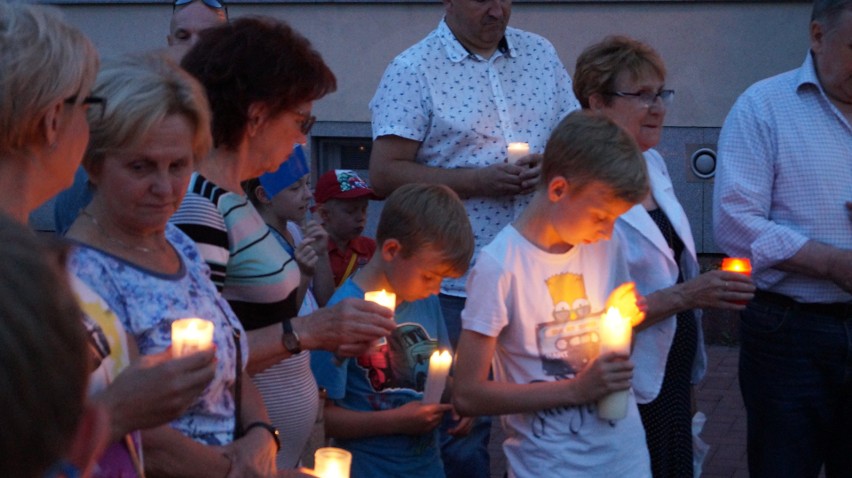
[{"left": 173, "top": 0, "right": 227, "bottom": 13}]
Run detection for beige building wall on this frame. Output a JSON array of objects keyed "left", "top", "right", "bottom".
[
  {"left": 45, "top": 1, "right": 813, "bottom": 251},
  {"left": 56, "top": 1, "right": 811, "bottom": 126}
]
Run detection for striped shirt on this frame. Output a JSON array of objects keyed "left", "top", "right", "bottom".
[
  {"left": 171, "top": 172, "right": 300, "bottom": 329},
  {"left": 713, "top": 52, "right": 852, "bottom": 303}
]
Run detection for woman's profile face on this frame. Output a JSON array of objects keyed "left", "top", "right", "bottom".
[
  {"left": 246, "top": 101, "right": 312, "bottom": 179},
  {"left": 89, "top": 114, "right": 195, "bottom": 236},
  {"left": 597, "top": 70, "right": 667, "bottom": 152}
]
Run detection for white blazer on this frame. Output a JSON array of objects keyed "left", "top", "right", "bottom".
[{"left": 618, "top": 149, "right": 707, "bottom": 404}]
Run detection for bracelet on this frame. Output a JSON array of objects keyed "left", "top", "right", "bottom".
[{"left": 243, "top": 421, "right": 281, "bottom": 452}]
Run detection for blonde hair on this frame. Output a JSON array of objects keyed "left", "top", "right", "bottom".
[
  {"left": 83, "top": 53, "right": 212, "bottom": 173},
  {"left": 376, "top": 183, "right": 475, "bottom": 277},
  {"left": 0, "top": 2, "right": 98, "bottom": 155},
  {"left": 543, "top": 110, "right": 649, "bottom": 204}
]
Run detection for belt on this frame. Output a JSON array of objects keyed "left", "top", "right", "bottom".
[{"left": 754, "top": 290, "right": 852, "bottom": 320}]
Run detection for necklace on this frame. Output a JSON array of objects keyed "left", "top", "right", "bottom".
[{"left": 80, "top": 209, "right": 163, "bottom": 254}]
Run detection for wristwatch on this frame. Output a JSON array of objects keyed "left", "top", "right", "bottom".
[
  {"left": 243, "top": 421, "right": 281, "bottom": 452},
  {"left": 281, "top": 317, "right": 301, "bottom": 354}
]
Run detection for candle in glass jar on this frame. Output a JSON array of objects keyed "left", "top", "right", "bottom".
[
  {"left": 507, "top": 142, "right": 529, "bottom": 164},
  {"left": 422, "top": 350, "right": 452, "bottom": 404},
  {"left": 721, "top": 257, "right": 752, "bottom": 276},
  {"left": 314, "top": 447, "right": 352, "bottom": 478},
  {"left": 171, "top": 318, "right": 214, "bottom": 357},
  {"left": 596, "top": 307, "right": 632, "bottom": 420}
]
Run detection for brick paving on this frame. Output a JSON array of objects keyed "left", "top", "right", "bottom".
[{"left": 488, "top": 345, "right": 749, "bottom": 478}]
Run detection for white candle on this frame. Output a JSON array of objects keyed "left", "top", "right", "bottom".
[
  {"left": 596, "top": 307, "right": 632, "bottom": 420},
  {"left": 171, "top": 318, "right": 214, "bottom": 357},
  {"left": 364, "top": 289, "right": 396, "bottom": 311},
  {"left": 507, "top": 142, "right": 530, "bottom": 164},
  {"left": 364, "top": 289, "right": 396, "bottom": 346},
  {"left": 422, "top": 350, "right": 452, "bottom": 404},
  {"left": 314, "top": 447, "right": 352, "bottom": 478}
]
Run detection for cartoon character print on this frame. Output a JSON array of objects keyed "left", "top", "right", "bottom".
[
  {"left": 536, "top": 272, "right": 600, "bottom": 378},
  {"left": 335, "top": 169, "right": 370, "bottom": 194},
  {"left": 356, "top": 322, "right": 438, "bottom": 392}
]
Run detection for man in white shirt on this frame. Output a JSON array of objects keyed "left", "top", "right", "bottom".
[
  {"left": 713, "top": 1, "right": 852, "bottom": 476},
  {"left": 368, "top": 0, "right": 579, "bottom": 476}
]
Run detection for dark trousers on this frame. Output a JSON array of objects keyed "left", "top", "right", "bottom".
[
  {"left": 438, "top": 293, "right": 492, "bottom": 478},
  {"left": 739, "top": 292, "right": 852, "bottom": 478}
]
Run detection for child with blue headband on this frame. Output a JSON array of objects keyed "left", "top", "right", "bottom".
[{"left": 244, "top": 145, "right": 334, "bottom": 312}]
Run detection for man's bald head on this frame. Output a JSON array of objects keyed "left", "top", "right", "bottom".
[{"left": 167, "top": 0, "right": 227, "bottom": 50}]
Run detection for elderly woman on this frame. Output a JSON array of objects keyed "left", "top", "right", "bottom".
[
  {"left": 66, "top": 54, "right": 277, "bottom": 477},
  {"left": 0, "top": 5, "right": 216, "bottom": 478},
  {"left": 173, "top": 17, "right": 395, "bottom": 469},
  {"left": 573, "top": 36, "right": 756, "bottom": 477}
]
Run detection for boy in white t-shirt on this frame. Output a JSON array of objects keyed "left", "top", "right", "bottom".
[{"left": 453, "top": 111, "right": 653, "bottom": 478}]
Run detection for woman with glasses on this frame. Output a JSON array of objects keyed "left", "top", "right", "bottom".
[
  {"left": 0, "top": 4, "right": 218, "bottom": 478},
  {"left": 573, "top": 36, "right": 755, "bottom": 478},
  {"left": 66, "top": 53, "right": 281, "bottom": 477},
  {"left": 173, "top": 17, "right": 395, "bottom": 470}
]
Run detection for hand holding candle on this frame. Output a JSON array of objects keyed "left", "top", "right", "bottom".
[
  {"left": 171, "top": 318, "right": 214, "bottom": 357},
  {"left": 506, "top": 142, "right": 529, "bottom": 164},
  {"left": 422, "top": 350, "right": 452, "bottom": 404},
  {"left": 596, "top": 307, "right": 633, "bottom": 420},
  {"left": 720, "top": 257, "right": 753, "bottom": 305}
]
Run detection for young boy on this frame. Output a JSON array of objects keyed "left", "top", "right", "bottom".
[
  {"left": 453, "top": 111, "right": 653, "bottom": 477},
  {"left": 245, "top": 145, "right": 335, "bottom": 311},
  {"left": 310, "top": 183, "right": 475, "bottom": 478},
  {"left": 314, "top": 169, "right": 379, "bottom": 287}
]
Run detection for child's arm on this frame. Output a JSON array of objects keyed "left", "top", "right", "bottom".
[
  {"left": 453, "top": 330, "right": 634, "bottom": 417},
  {"left": 324, "top": 399, "right": 451, "bottom": 439},
  {"left": 302, "top": 219, "right": 334, "bottom": 306}
]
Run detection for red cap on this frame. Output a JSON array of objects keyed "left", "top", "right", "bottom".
[{"left": 314, "top": 169, "right": 378, "bottom": 204}]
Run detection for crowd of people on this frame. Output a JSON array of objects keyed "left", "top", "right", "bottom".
[{"left": 0, "top": 0, "right": 849, "bottom": 477}]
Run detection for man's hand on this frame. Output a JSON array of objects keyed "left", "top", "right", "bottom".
[{"left": 515, "top": 153, "right": 542, "bottom": 194}]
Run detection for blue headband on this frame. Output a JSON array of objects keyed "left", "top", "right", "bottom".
[{"left": 259, "top": 145, "right": 310, "bottom": 198}]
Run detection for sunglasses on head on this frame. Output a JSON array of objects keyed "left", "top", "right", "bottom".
[{"left": 173, "top": 0, "right": 227, "bottom": 13}]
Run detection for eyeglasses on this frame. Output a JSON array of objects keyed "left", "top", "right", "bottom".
[
  {"left": 64, "top": 95, "right": 107, "bottom": 121},
  {"left": 292, "top": 109, "right": 316, "bottom": 136},
  {"left": 173, "top": 0, "right": 228, "bottom": 14},
  {"left": 606, "top": 89, "right": 675, "bottom": 108}
]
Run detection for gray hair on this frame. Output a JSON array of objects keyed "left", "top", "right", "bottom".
[
  {"left": 0, "top": 2, "right": 98, "bottom": 155},
  {"left": 83, "top": 53, "right": 212, "bottom": 173}
]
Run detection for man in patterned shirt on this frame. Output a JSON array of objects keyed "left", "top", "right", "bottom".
[
  {"left": 368, "top": 0, "right": 579, "bottom": 476},
  {"left": 713, "top": 1, "right": 852, "bottom": 476}
]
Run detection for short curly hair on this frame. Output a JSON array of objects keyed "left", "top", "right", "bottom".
[
  {"left": 181, "top": 16, "right": 336, "bottom": 150},
  {"left": 573, "top": 35, "right": 666, "bottom": 110}
]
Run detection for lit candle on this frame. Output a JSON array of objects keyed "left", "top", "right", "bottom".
[
  {"left": 422, "top": 350, "right": 452, "bottom": 404},
  {"left": 721, "top": 257, "right": 752, "bottom": 276},
  {"left": 364, "top": 289, "right": 396, "bottom": 346},
  {"left": 364, "top": 289, "right": 396, "bottom": 311},
  {"left": 314, "top": 447, "right": 352, "bottom": 478},
  {"left": 507, "top": 142, "right": 530, "bottom": 164},
  {"left": 597, "top": 307, "right": 632, "bottom": 420},
  {"left": 171, "top": 318, "right": 214, "bottom": 357},
  {"left": 721, "top": 257, "right": 752, "bottom": 305}
]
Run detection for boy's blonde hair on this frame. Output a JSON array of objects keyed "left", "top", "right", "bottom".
[
  {"left": 542, "top": 110, "right": 649, "bottom": 204},
  {"left": 376, "top": 183, "right": 474, "bottom": 277}
]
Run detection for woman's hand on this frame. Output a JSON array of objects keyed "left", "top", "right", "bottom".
[
  {"left": 680, "top": 269, "right": 755, "bottom": 310},
  {"left": 605, "top": 282, "right": 646, "bottom": 327},
  {"left": 225, "top": 427, "right": 277, "bottom": 478},
  {"left": 98, "top": 347, "right": 216, "bottom": 441}
]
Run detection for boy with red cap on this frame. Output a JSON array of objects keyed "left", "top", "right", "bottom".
[{"left": 314, "top": 169, "right": 379, "bottom": 287}]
